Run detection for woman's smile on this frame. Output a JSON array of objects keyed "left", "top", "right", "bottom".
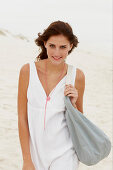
[{"left": 52, "top": 56, "right": 62, "bottom": 61}]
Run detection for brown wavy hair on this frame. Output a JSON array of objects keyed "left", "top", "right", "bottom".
[{"left": 35, "top": 20, "right": 79, "bottom": 60}]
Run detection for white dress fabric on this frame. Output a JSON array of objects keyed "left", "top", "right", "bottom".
[{"left": 27, "top": 61, "right": 80, "bottom": 170}]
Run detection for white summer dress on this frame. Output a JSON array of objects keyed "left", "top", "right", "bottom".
[{"left": 27, "top": 61, "right": 79, "bottom": 170}]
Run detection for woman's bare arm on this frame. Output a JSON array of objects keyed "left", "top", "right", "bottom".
[
  {"left": 75, "top": 68, "right": 85, "bottom": 114},
  {"left": 17, "top": 63, "right": 32, "bottom": 162}
]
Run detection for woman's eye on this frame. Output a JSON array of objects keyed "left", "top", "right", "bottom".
[
  {"left": 61, "top": 46, "right": 66, "bottom": 49},
  {"left": 49, "top": 45, "right": 66, "bottom": 49},
  {"left": 50, "top": 45, "right": 54, "bottom": 48}
]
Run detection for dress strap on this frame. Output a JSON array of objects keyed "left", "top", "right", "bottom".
[
  {"left": 28, "top": 61, "right": 37, "bottom": 85},
  {"left": 65, "top": 64, "right": 77, "bottom": 87},
  {"left": 72, "top": 66, "right": 77, "bottom": 87}
]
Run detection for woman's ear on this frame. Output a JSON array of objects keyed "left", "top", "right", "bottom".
[
  {"left": 70, "top": 43, "right": 73, "bottom": 50},
  {"left": 69, "top": 44, "right": 73, "bottom": 52}
]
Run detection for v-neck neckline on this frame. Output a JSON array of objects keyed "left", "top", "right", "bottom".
[{"left": 33, "top": 61, "right": 68, "bottom": 99}]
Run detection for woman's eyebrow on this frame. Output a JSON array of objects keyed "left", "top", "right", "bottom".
[{"left": 49, "top": 43, "right": 67, "bottom": 46}]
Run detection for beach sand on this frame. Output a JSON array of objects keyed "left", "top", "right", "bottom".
[{"left": 0, "top": 32, "right": 112, "bottom": 170}]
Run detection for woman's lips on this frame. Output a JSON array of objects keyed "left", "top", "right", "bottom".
[{"left": 52, "top": 56, "right": 62, "bottom": 60}]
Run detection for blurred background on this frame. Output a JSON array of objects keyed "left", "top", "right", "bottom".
[{"left": 0, "top": 0, "right": 112, "bottom": 169}]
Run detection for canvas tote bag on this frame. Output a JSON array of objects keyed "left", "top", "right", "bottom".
[{"left": 64, "top": 64, "right": 111, "bottom": 166}]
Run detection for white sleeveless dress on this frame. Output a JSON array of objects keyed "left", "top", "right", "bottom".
[{"left": 27, "top": 61, "right": 79, "bottom": 170}]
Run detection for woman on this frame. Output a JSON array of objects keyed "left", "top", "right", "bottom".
[{"left": 17, "top": 20, "right": 85, "bottom": 170}]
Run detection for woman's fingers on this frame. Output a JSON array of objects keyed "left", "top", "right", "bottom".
[
  {"left": 64, "top": 89, "right": 77, "bottom": 96},
  {"left": 64, "top": 84, "right": 78, "bottom": 97}
]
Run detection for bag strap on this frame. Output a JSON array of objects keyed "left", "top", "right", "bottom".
[{"left": 65, "top": 64, "right": 74, "bottom": 85}]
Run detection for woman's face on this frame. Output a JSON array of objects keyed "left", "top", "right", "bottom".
[{"left": 44, "top": 34, "right": 73, "bottom": 64}]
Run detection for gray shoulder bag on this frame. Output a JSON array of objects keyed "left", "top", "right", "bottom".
[{"left": 64, "top": 64, "right": 111, "bottom": 166}]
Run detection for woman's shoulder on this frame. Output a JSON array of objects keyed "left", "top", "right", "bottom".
[
  {"left": 19, "top": 63, "right": 30, "bottom": 90},
  {"left": 19, "top": 62, "right": 30, "bottom": 76},
  {"left": 74, "top": 67, "right": 85, "bottom": 92},
  {"left": 76, "top": 68, "right": 85, "bottom": 81},
  {"left": 19, "top": 58, "right": 44, "bottom": 73},
  {"left": 68, "top": 64, "right": 85, "bottom": 81}
]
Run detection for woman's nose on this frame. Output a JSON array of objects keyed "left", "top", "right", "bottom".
[{"left": 54, "top": 48, "right": 61, "bottom": 56}]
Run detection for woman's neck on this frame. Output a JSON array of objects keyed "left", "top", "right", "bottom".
[{"left": 45, "top": 58, "right": 66, "bottom": 74}]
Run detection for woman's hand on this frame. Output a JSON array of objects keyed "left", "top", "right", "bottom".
[
  {"left": 22, "top": 160, "right": 35, "bottom": 170},
  {"left": 64, "top": 84, "right": 78, "bottom": 108}
]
